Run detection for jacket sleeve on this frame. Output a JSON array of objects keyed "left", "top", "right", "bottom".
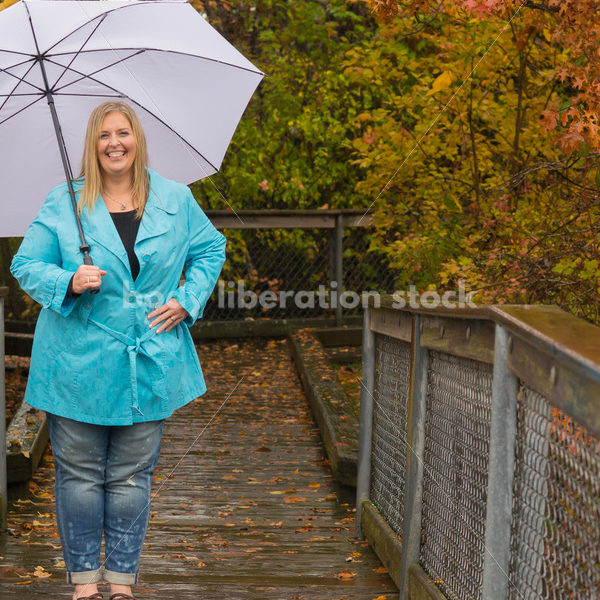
[
  {"left": 10, "top": 188, "right": 79, "bottom": 318},
  {"left": 167, "top": 188, "right": 226, "bottom": 327},
  {"left": 66, "top": 273, "right": 82, "bottom": 298}
]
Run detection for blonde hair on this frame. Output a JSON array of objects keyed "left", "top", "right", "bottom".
[{"left": 77, "top": 101, "right": 149, "bottom": 220}]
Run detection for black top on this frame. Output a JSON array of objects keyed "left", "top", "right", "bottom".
[{"left": 67, "top": 209, "right": 141, "bottom": 297}]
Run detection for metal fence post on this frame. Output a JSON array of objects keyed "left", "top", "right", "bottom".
[
  {"left": 334, "top": 214, "right": 343, "bottom": 326},
  {"left": 328, "top": 228, "right": 335, "bottom": 308},
  {"left": 356, "top": 305, "right": 375, "bottom": 538},
  {"left": 481, "top": 325, "right": 519, "bottom": 599},
  {"left": 399, "top": 315, "right": 429, "bottom": 598},
  {"left": 0, "top": 287, "right": 7, "bottom": 531}
]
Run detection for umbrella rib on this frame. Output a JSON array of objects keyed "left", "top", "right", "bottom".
[
  {"left": 48, "top": 47, "right": 265, "bottom": 77},
  {"left": 43, "top": 56, "right": 220, "bottom": 174},
  {"left": 52, "top": 50, "right": 145, "bottom": 94},
  {"left": 53, "top": 92, "right": 124, "bottom": 98},
  {"left": 0, "top": 56, "right": 35, "bottom": 71},
  {"left": 0, "top": 94, "right": 44, "bottom": 127},
  {"left": 122, "top": 96, "right": 220, "bottom": 175},
  {"left": 0, "top": 93, "right": 42, "bottom": 97},
  {"left": 0, "top": 57, "right": 44, "bottom": 93},
  {"left": 0, "top": 58, "right": 41, "bottom": 113},
  {"left": 0, "top": 49, "right": 35, "bottom": 58},
  {"left": 51, "top": 12, "right": 109, "bottom": 91}
]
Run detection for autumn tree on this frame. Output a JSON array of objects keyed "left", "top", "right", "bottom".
[{"left": 356, "top": 0, "right": 600, "bottom": 321}]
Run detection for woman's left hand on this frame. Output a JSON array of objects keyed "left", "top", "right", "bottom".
[{"left": 147, "top": 298, "right": 189, "bottom": 334}]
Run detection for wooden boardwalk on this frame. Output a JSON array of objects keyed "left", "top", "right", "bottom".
[{"left": 0, "top": 337, "right": 397, "bottom": 599}]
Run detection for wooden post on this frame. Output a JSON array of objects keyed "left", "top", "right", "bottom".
[{"left": 0, "top": 285, "right": 8, "bottom": 531}]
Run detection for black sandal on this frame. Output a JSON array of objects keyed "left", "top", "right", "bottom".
[
  {"left": 109, "top": 595, "right": 135, "bottom": 600},
  {"left": 77, "top": 595, "right": 103, "bottom": 600}
]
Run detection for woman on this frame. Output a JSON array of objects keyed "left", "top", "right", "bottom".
[{"left": 10, "top": 101, "right": 227, "bottom": 600}]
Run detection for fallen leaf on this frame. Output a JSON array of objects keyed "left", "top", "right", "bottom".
[
  {"left": 33, "top": 566, "right": 51, "bottom": 579},
  {"left": 283, "top": 496, "right": 307, "bottom": 504},
  {"left": 336, "top": 569, "right": 356, "bottom": 580},
  {"left": 346, "top": 551, "right": 363, "bottom": 562}
]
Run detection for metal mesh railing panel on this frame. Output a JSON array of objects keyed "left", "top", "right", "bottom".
[
  {"left": 369, "top": 333, "right": 411, "bottom": 538},
  {"left": 508, "top": 386, "right": 600, "bottom": 600},
  {"left": 201, "top": 226, "right": 400, "bottom": 321},
  {"left": 419, "top": 351, "right": 493, "bottom": 600},
  {"left": 203, "top": 228, "right": 330, "bottom": 320}
]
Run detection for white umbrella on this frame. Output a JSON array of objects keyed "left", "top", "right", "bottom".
[{"left": 0, "top": 0, "right": 264, "bottom": 240}]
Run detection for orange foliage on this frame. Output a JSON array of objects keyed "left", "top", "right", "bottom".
[{"left": 367, "top": 0, "right": 600, "bottom": 152}]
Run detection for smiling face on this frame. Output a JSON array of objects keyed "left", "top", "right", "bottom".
[{"left": 96, "top": 111, "right": 137, "bottom": 179}]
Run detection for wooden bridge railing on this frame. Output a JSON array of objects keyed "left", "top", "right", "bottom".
[{"left": 356, "top": 297, "right": 600, "bottom": 600}]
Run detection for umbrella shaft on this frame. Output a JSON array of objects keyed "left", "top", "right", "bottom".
[
  {"left": 44, "top": 92, "right": 85, "bottom": 239},
  {"left": 38, "top": 54, "right": 86, "bottom": 251},
  {"left": 45, "top": 93, "right": 75, "bottom": 183},
  {"left": 37, "top": 54, "right": 75, "bottom": 185},
  {"left": 42, "top": 84, "right": 96, "bottom": 282}
]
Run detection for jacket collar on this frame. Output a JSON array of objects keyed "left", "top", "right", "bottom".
[{"left": 81, "top": 168, "right": 179, "bottom": 277}]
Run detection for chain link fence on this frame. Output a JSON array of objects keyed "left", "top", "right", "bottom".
[
  {"left": 203, "top": 210, "right": 399, "bottom": 321},
  {"left": 508, "top": 386, "right": 600, "bottom": 600},
  {"left": 369, "top": 333, "right": 411, "bottom": 540},
  {"left": 419, "top": 351, "right": 493, "bottom": 600}
]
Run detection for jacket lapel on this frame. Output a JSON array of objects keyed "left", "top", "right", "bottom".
[{"left": 82, "top": 170, "right": 179, "bottom": 277}]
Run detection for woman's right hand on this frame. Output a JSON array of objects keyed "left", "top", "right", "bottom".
[{"left": 72, "top": 265, "right": 108, "bottom": 294}]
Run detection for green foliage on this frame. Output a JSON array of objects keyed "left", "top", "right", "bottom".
[
  {"left": 189, "top": 0, "right": 396, "bottom": 292},
  {"left": 191, "top": 0, "right": 379, "bottom": 211}
]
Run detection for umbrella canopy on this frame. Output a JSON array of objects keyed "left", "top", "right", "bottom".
[{"left": 0, "top": 0, "right": 264, "bottom": 238}]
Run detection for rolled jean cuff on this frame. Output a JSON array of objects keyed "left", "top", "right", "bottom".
[
  {"left": 67, "top": 568, "right": 103, "bottom": 584},
  {"left": 104, "top": 569, "right": 138, "bottom": 585}
]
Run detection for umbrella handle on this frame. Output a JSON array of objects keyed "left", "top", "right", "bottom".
[{"left": 81, "top": 245, "right": 100, "bottom": 295}]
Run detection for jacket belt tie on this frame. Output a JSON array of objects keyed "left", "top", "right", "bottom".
[{"left": 88, "top": 317, "right": 159, "bottom": 417}]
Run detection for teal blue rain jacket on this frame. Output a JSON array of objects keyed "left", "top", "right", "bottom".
[{"left": 10, "top": 168, "right": 226, "bottom": 425}]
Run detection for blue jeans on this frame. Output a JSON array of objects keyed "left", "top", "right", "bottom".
[{"left": 46, "top": 413, "right": 164, "bottom": 585}]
